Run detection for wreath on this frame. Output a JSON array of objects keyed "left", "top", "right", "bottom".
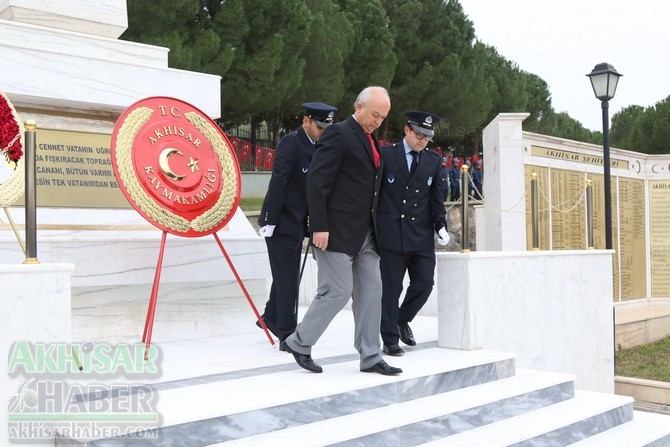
[
  {"left": 0, "top": 92, "right": 25, "bottom": 208},
  {"left": 0, "top": 92, "right": 23, "bottom": 163}
]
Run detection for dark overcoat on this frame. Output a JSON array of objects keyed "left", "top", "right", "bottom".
[
  {"left": 307, "top": 116, "right": 383, "bottom": 256},
  {"left": 258, "top": 127, "right": 314, "bottom": 240}
]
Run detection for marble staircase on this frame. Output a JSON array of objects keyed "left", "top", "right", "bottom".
[{"left": 59, "top": 312, "right": 670, "bottom": 447}]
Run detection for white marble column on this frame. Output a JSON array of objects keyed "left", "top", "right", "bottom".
[{"left": 481, "top": 113, "right": 530, "bottom": 251}]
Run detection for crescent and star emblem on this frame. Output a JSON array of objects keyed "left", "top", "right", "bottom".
[{"left": 158, "top": 148, "right": 200, "bottom": 181}]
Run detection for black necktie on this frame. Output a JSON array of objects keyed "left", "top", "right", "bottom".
[{"left": 410, "top": 151, "right": 419, "bottom": 175}]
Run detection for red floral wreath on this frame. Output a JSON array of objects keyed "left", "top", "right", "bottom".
[{"left": 0, "top": 93, "right": 23, "bottom": 163}]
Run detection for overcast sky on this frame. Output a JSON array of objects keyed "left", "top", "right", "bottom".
[{"left": 458, "top": 0, "right": 670, "bottom": 131}]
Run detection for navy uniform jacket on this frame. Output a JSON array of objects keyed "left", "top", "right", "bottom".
[
  {"left": 473, "top": 166, "right": 483, "bottom": 196},
  {"left": 448, "top": 165, "right": 460, "bottom": 194},
  {"left": 258, "top": 127, "right": 315, "bottom": 241},
  {"left": 376, "top": 142, "right": 447, "bottom": 253},
  {"left": 307, "top": 115, "right": 383, "bottom": 256}
]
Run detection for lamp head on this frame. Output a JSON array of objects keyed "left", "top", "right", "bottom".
[{"left": 586, "top": 62, "right": 622, "bottom": 101}]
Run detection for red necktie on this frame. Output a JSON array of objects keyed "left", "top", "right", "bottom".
[{"left": 366, "top": 133, "right": 380, "bottom": 169}]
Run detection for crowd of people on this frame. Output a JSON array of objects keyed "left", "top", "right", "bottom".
[{"left": 437, "top": 154, "right": 484, "bottom": 202}]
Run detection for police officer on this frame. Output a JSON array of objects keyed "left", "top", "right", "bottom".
[
  {"left": 439, "top": 157, "right": 450, "bottom": 203},
  {"left": 257, "top": 102, "right": 337, "bottom": 345},
  {"left": 448, "top": 157, "right": 461, "bottom": 202},
  {"left": 465, "top": 159, "right": 475, "bottom": 198},
  {"left": 376, "top": 111, "right": 450, "bottom": 356},
  {"left": 472, "top": 159, "right": 484, "bottom": 199}
]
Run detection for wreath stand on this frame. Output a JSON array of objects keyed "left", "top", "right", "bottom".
[
  {"left": 109, "top": 96, "right": 275, "bottom": 360},
  {"left": 141, "top": 231, "right": 274, "bottom": 360}
]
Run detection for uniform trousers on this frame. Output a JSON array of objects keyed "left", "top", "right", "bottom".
[
  {"left": 263, "top": 232, "right": 303, "bottom": 340},
  {"left": 284, "top": 230, "right": 383, "bottom": 370},
  {"left": 379, "top": 248, "right": 435, "bottom": 345}
]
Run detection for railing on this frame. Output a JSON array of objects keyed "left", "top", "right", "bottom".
[{"left": 223, "top": 125, "right": 276, "bottom": 172}]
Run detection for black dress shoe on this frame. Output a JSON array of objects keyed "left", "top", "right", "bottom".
[
  {"left": 382, "top": 344, "right": 405, "bottom": 356},
  {"left": 397, "top": 322, "right": 416, "bottom": 346},
  {"left": 361, "top": 360, "right": 402, "bottom": 375},
  {"left": 256, "top": 316, "right": 280, "bottom": 338},
  {"left": 280, "top": 341, "right": 322, "bottom": 373}
]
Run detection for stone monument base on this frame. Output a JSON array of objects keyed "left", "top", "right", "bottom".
[
  {"left": 1, "top": 263, "right": 73, "bottom": 446},
  {"left": 436, "top": 249, "right": 615, "bottom": 393}
]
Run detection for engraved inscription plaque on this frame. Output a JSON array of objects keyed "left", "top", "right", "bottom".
[
  {"left": 649, "top": 180, "right": 670, "bottom": 297},
  {"left": 618, "top": 178, "right": 646, "bottom": 300},
  {"left": 15, "top": 129, "right": 129, "bottom": 208},
  {"left": 524, "top": 166, "right": 550, "bottom": 250}
]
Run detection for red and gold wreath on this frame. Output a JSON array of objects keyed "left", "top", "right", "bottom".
[
  {"left": 0, "top": 92, "right": 25, "bottom": 208},
  {"left": 0, "top": 92, "right": 23, "bottom": 163}
]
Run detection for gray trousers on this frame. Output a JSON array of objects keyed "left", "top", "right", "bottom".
[{"left": 284, "top": 231, "right": 383, "bottom": 370}]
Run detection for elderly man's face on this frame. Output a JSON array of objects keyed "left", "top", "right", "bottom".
[{"left": 355, "top": 92, "right": 390, "bottom": 134}]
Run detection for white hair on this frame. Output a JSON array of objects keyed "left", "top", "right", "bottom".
[{"left": 353, "top": 86, "right": 389, "bottom": 109}]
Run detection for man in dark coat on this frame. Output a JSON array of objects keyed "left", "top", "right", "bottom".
[
  {"left": 449, "top": 157, "right": 461, "bottom": 202},
  {"left": 472, "top": 159, "right": 484, "bottom": 199},
  {"left": 281, "top": 86, "right": 402, "bottom": 376},
  {"left": 376, "top": 111, "right": 450, "bottom": 356},
  {"left": 257, "top": 102, "right": 337, "bottom": 343},
  {"left": 439, "top": 157, "right": 450, "bottom": 202}
]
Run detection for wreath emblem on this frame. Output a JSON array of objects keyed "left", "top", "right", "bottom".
[
  {"left": 111, "top": 97, "right": 241, "bottom": 237},
  {"left": 0, "top": 92, "right": 25, "bottom": 208}
]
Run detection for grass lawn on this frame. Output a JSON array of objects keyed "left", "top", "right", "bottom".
[
  {"left": 238, "top": 197, "right": 263, "bottom": 212},
  {"left": 615, "top": 335, "right": 670, "bottom": 382}
]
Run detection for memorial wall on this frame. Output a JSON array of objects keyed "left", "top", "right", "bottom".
[{"left": 521, "top": 141, "right": 654, "bottom": 303}]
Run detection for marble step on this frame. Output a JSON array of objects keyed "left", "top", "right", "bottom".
[
  {"left": 152, "top": 348, "right": 515, "bottom": 441},
  {"left": 85, "top": 347, "right": 516, "bottom": 446},
  {"left": 207, "top": 368, "right": 576, "bottom": 447},
  {"left": 567, "top": 410, "right": 670, "bottom": 446},
  {"left": 62, "top": 309, "right": 670, "bottom": 447},
  {"left": 415, "top": 390, "right": 635, "bottom": 446}
]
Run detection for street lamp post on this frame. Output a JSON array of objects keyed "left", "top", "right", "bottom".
[{"left": 586, "top": 62, "right": 622, "bottom": 250}]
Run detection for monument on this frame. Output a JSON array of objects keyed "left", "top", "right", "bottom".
[
  {"left": 0, "top": 3, "right": 267, "bottom": 443},
  {"left": 0, "top": 0, "right": 268, "bottom": 342}
]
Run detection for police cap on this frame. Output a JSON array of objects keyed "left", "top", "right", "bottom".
[
  {"left": 405, "top": 111, "right": 440, "bottom": 137},
  {"left": 302, "top": 102, "right": 338, "bottom": 129}
]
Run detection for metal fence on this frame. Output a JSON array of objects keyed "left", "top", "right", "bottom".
[
  {"left": 222, "top": 124, "right": 483, "bottom": 179},
  {"left": 223, "top": 125, "right": 276, "bottom": 172}
]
